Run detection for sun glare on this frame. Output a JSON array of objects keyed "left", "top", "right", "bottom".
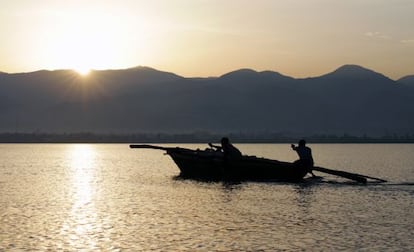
[
  {"left": 75, "top": 67, "right": 91, "bottom": 76},
  {"left": 38, "top": 9, "right": 140, "bottom": 75}
]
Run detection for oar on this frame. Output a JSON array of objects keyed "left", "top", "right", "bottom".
[
  {"left": 313, "top": 166, "right": 371, "bottom": 183},
  {"left": 352, "top": 173, "right": 387, "bottom": 183},
  {"left": 314, "top": 166, "right": 387, "bottom": 183}
]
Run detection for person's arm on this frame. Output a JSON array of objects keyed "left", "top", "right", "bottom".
[
  {"left": 291, "top": 144, "right": 297, "bottom": 150},
  {"left": 209, "top": 143, "right": 222, "bottom": 150}
]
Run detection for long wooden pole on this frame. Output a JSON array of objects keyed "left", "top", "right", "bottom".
[
  {"left": 313, "top": 166, "right": 372, "bottom": 184},
  {"left": 355, "top": 174, "right": 387, "bottom": 183},
  {"left": 129, "top": 144, "right": 194, "bottom": 153},
  {"left": 129, "top": 144, "right": 171, "bottom": 151}
]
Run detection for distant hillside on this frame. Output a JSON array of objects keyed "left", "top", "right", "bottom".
[
  {"left": 398, "top": 75, "right": 414, "bottom": 86},
  {"left": 0, "top": 65, "right": 414, "bottom": 136},
  {"left": 318, "top": 64, "right": 392, "bottom": 81}
]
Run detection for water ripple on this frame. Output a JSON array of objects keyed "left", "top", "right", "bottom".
[{"left": 0, "top": 144, "right": 413, "bottom": 251}]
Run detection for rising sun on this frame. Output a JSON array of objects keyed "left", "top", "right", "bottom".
[{"left": 75, "top": 67, "right": 91, "bottom": 76}]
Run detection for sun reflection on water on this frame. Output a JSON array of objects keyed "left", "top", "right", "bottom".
[
  {"left": 69, "top": 144, "right": 95, "bottom": 206},
  {"left": 62, "top": 144, "right": 100, "bottom": 249}
]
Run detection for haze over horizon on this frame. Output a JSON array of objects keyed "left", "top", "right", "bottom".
[{"left": 1, "top": 0, "right": 413, "bottom": 79}]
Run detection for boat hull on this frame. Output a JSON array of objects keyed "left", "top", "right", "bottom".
[{"left": 167, "top": 148, "right": 308, "bottom": 181}]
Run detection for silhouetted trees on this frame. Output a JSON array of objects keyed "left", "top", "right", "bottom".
[{"left": 1, "top": 132, "right": 413, "bottom": 143}]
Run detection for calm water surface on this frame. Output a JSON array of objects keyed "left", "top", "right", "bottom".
[{"left": 0, "top": 144, "right": 413, "bottom": 251}]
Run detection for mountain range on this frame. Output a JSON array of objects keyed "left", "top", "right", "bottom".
[{"left": 1, "top": 65, "right": 414, "bottom": 136}]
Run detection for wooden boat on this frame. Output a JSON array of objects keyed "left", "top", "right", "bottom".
[
  {"left": 130, "top": 144, "right": 309, "bottom": 181},
  {"left": 130, "top": 144, "right": 388, "bottom": 184}
]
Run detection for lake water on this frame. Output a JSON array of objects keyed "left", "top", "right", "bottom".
[{"left": 0, "top": 143, "right": 413, "bottom": 251}]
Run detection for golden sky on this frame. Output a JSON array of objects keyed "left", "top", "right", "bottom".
[{"left": 1, "top": 0, "right": 413, "bottom": 79}]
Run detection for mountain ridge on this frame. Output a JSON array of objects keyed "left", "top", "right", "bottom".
[
  {"left": 1, "top": 64, "right": 413, "bottom": 136},
  {"left": 398, "top": 75, "right": 414, "bottom": 86},
  {"left": 317, "top": 64, "right": 393, "bottom": 81},
  {"left": 2, "top": 64, "right": 410, "bottom": 80}
]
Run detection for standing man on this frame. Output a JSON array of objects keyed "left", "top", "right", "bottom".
[{"left": 291, "top": 139, "right": 315, "bottom": 176}]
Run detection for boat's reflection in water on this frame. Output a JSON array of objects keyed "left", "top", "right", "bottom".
[{"left": 60, "top": 144, "right": 100, "bottom": 249}]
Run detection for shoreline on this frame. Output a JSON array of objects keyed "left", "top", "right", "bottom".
[{"left": 1, "top": 132, "right": 413, "bottom": 144}]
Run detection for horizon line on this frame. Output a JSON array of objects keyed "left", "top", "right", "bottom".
[{"left": 1, "top": 64, "right": 413, "bottom": 81}]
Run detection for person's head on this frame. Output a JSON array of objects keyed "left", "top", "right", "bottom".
[
  {"left": 298, "top": 139, "right": 306, "bottom": 146},
  {"left": 221, "top": 137, "right": 230, "bottom": 145}
]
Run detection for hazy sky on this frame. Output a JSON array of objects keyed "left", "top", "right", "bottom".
[{"left": 1, "top": 0, "right": 413, "bottom": 79}]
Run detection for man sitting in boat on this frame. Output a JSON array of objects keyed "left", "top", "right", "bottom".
[
  {"left": 209, "top": 137, "right": 242, "bottom": 160},
  {"left": 291, "top": 139, "right": 315, "bottom": 176}
]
